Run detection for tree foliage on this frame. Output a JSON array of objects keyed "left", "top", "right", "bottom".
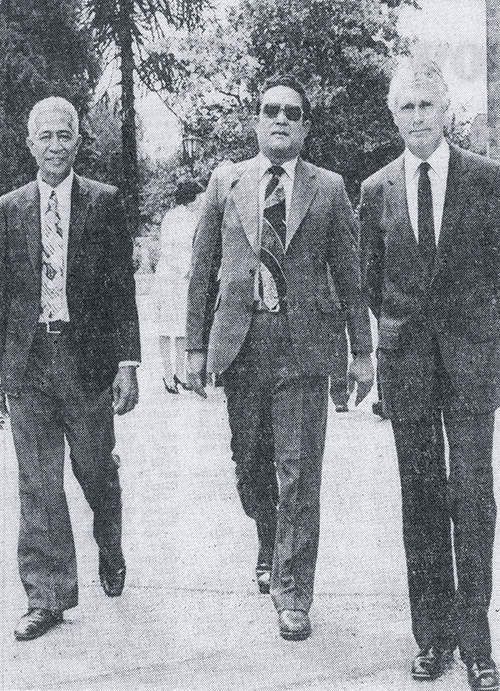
[
  {"left": 150, "top": 0, "right": 418, "bottom": 200},
  {"left": 0, "top": 0, "right": 100, "bottom": 193},
  {"left": 84, "top": 0, "right": 206, "bottom": 234}
]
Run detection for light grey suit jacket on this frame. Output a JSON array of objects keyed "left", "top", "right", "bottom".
[{"left": 186, "top": 156, "right": 372, "bottom": 375}]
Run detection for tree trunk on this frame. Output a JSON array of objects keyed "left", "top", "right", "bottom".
[
  {"left": 487, "top": 0, "right": 500, "bottom": 159},
  {"left": 117, "top": 0, "right": 140, "bottom": 235}
]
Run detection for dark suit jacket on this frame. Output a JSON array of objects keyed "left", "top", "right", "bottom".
[
  {"left": 360, "top": 143, "right": 500, "bottom": 417},
  {"left": 0, "top": 174, "right": 141, "bottom": 394},
  {"left": 186, "top": 156, "right": 372, "bottom": 375}
]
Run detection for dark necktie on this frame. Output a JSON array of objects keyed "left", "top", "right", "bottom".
[
  {"left": 418, "top": 161, "right": 436, "bottom": 273},
  {"left": 259, "top": 165, "right": 287, "bottom": 310}
]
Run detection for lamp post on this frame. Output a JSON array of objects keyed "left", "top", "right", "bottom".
[{"left": 182, "top": 130, "right": 201, "bottom": 172}]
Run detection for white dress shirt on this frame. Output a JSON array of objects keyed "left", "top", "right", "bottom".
[
  {"left": 38, "top": 170, "right": 138, "bottom": 369},
  {"left": 404, "top": 138, "right": 450, "bottom": 244},
  {"left": 255, "top": 153, "right": 298, "bottom": 299},
  {"left": 38, "top": 170, "right": 73, "bottom": 323}
]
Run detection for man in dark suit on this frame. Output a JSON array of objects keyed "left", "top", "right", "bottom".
[
  {"left": 186, "top": 75, "right": 373, "bottom": 640},
  {"left": 360, "top": 60, "right": 499, "bottom": 691},
  {"left": 0, "top": 97, "right": 141, "bottom": 640}
]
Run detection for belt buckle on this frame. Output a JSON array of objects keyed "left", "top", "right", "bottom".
[{"left": 46, "top": 320, "right": 63, "bottom": 334}]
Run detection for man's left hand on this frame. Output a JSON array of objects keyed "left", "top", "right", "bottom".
[
  {"left": 348, "top": 354, "right": 374, "bottom": 406},
  {"left": 113, "top": 366, "right": 139, "bottom": 415}
]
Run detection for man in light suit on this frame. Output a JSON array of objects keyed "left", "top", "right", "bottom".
[
  {"left": 360, "top": 60, "right": 499, "bottom": 691},
  {"left": 186, "top": 75, "right": 374, "bottom": 640},
  {"left": 0, "top": 97, "right": 141, "bottom": 640}
]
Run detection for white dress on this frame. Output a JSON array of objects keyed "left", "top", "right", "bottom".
[{"left": 153, "top": 204, "right": 198, "bottom": 337}]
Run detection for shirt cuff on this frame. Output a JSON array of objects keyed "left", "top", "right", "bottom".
[{"left": 119, "top": 361, "right": 140, "bottom": 368}]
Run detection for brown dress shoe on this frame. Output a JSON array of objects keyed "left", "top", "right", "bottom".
[
  {"left": 411, "top": 646, "right": 454, "bottom": 680},
  {"left": 14, "top": 608, "right": 63, "bottom": 641},
  {"left": 278, "top": 610, "right": 311, "bottom": 641},
  {"left": 467, "top": 657, "right": 499, "bottom": 691},
  {"left": 99, "top": 555, "right": 126, "bottom": 597}
]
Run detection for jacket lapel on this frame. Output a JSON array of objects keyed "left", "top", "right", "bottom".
[
  {"left": 67, "top": 175, "right": 92, "bottom": 270},
  {"left": 232, "top": 157, "right": 260, "bottom": 255},
  {"left": 20, "top": 182, "right": 42, "bottom": 275},
  {"left": 431, "top": 144, "right": 471, "bottom": 282},
  {"left": 286, "top": 158, "right": 317, "bottom": 250}
]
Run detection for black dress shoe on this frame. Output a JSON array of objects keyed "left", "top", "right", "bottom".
[
  {"left": 279, "top": 610, "right": 311, "bottom": 641},
  {"left": 372, "top": 400, "right": 390, "bottom": 419},
  {"left": 99, "top": 555, "right": 126, "bottom": 597},
  {"left": 411, "top": 646, "right": 454, "bottom": 680},
  {"left": 14, "top": 608, "right": 63, "bottom": 641},
  {"left": 467, "top": 658, "right": 499, "bottom": 691}
]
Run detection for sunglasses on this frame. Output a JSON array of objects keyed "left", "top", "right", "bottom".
[{"left": 261, "top": 103, "right": 303, "bottom": 122}]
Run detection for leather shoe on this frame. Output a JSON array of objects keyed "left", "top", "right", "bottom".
[
  {"left": 372, "top": 400, "right": 389, "bottom": 419},
  {"left": 467, "top": 658, "right": 499, "bottom": 691},
  {"left": 411, "top": 646, "right": 454, "bottom": 680},
  {"left": 99, "top": 555, "right": 126, "bottom": 597},
  {"left": 278, "top": 609, "right": 311, "bottom": 641},
  {"left": 14, "top": 608, "right": 63, "bottom": 641}
]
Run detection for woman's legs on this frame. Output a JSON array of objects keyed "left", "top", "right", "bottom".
[{"left": 159, "top": 335, "right": 175, "bottom": 389}]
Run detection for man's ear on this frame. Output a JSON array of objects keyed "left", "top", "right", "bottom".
[{"left": 26, "top": 136, "right": 34, "bottom": 155}]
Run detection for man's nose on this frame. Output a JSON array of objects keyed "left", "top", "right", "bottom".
[
  {"left": 48, "top": 135, "right": 64, "bottom": 151},
  {"left": 413, "top": 107, "right": 424, "bottom": 122},
  {"left": 275, "top": 108, "right": 288, "bottom": 124}
]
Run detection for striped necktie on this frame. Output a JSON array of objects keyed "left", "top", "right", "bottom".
[
  {"left": 41, "top": 190, "right": 64, "bottom": 320},
  {"left": 258, "top": 165, "right": 287, "bottom": 311}
]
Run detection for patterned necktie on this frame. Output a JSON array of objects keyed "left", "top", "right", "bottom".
[
  {"left": 41, "top": 190, "right": 64, "bottom": 320},
  {"left": 259, "top": 165, "right": 287, "bottom": 311},
  {"left": 418, "top": 161, "right": 436, "bottom": 274}
]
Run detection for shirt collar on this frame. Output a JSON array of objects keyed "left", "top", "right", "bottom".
[
  {"left": 404, "top": 138, "right": 450, "bottom": 180},
  {"left": 37, "top": 169, "right": 74, "bottom": 197},
  {"left": 258, "top": 152, "right": 298, "bottom": 181}
]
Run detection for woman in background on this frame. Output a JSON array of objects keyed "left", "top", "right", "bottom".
[{"left": 154, "top": 179, "right": 205, "bottom": 394}]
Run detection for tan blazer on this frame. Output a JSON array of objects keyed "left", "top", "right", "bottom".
[{"left": 186, "top": 156, "right": 372, "bottom": 374}]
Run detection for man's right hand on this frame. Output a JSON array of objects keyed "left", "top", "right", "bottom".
[{"left": 186, "top": 350, "right": 208, "bottom": 399}]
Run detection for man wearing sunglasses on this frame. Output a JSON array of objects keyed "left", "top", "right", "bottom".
[{"left": 186, "top": 75, "right": 373, "bottom": 640}]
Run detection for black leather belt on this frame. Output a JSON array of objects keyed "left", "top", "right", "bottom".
[{"left": 38, "top": 320, "right": 69, "bottom": 334}]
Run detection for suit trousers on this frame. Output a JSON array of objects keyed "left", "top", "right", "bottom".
[
  {"left": 223, "top": 309, "right": 329, "bottom": 613},
  {"left": 8, "top": 326, "right": 123, "bottom": 612},
  {"left": 390, "top": 343, "right": 496, "bottom": 662}
]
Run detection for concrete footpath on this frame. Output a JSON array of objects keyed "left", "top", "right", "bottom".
[{"left": 0, "top": 274, "right": 499, "bottom": 690}]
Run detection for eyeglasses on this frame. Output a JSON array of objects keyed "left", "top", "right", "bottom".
[{"left": 261, "top": 103, "right": 303, "bottom": 122}]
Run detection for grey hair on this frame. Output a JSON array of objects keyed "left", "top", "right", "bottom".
[
  {"left": 27, "top": 97, "right": 79, "bottom": 138},
  {"left": 387, "top": 59, "right": 450, "bottom": 114}
]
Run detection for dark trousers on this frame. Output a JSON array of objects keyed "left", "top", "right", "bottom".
[
  {"left": 8, "top": 326, "right": 123, "bottom": 612},
  {"left": 223, "top": 310, "right": 329, "bottom": 613},
  {"left": 391, "top": 408, "right": 496, "bottom": 663}
]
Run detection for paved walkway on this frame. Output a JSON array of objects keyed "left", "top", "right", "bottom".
[{"left": 0, "top": 275, "right": 498, "bottom": 690}]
